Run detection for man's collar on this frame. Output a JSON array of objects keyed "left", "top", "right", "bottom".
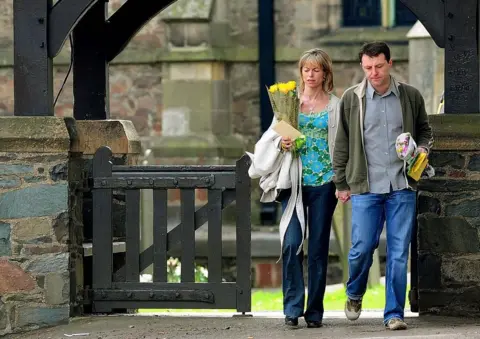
[{"left": 367, "top": 76, "right": 399, "bottom": 99}]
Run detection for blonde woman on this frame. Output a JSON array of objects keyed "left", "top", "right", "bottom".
[
  {"left": 277, "top": 48, "right": 339, "bottom": 328},
  {"left": 248, "top": 48, "right": 339, "bottom": 328}
]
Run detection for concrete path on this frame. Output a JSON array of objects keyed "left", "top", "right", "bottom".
[{"left": 5, "top": 311, "right": 480, "bottom": 339}]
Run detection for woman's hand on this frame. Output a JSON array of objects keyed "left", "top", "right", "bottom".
[
  {"left": 335, "top": 189, "right": 351, "bottom": 203},
  {"left": 281, "top": 137, "right": 293, "bottom": 151}
]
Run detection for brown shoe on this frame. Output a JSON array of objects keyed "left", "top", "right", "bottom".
[
  {"left": 386, "top": 318, "right": 407, "bottom": 330},
  {"left": 344, "top": 298, "right": 362, "bottom": 321}
]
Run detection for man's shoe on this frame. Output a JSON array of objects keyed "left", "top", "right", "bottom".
[
  {"left": 344, "top": 298, "right": 362, "bottom": 321},
  {"left": 385, "top": 318, "right": 407, "bottom": 330},
  {"left": 284, "top": 316, "right": 298, "bottom": 327},
  {"left": 306, "top": 320, "right": 323, "bottom": 328}
]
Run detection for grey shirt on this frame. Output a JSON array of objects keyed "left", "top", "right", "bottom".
[{"left": 364, "top": 79, "right": 407, "bottom": 194}]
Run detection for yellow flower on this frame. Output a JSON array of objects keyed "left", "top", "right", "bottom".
[
  {"left": 268, "top": 84, "right": 278, "bottom": 93},
  {"left": 277, "top": 83, "right": 286, "bottom": 93},
  {"left": 286, "top": 81, "right": 296, "bottom": 91}
]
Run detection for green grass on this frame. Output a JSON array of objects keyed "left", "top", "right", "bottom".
[{"left": 138, "top": 284, "right": 410, "bottom": 314}]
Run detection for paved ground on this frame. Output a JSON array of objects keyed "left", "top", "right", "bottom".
[{"left": 6, "top": 311, "right": 480, "bottom": 339}]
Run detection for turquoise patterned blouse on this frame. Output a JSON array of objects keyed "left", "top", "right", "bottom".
[{"left": 298, "top": 110, "right": 334, "bottom": 186}]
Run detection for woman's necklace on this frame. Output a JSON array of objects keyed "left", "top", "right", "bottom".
[{"left": 305, "top": 91, "right": 320, "bottom": 114}]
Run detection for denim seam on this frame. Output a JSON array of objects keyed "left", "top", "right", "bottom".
[{"left": 346, "top": 291, "right": 363, "bottom": 300}]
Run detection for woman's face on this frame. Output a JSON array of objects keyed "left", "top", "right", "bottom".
[{"left": 302, "top": 62, "right": 324, "bottom": 90}]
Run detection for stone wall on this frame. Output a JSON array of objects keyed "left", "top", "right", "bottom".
[
  {"left": 416, "top": 115, "right": 480, "bottom": 316},
  {"left": 0, "top": 117, "right": 81, "bottom": 335},
  {"left": 0, "top": 117, "right": 140, "bottom": 335},
  {"left": 0, "top": 0, "right": 411, "bottom": 146}
]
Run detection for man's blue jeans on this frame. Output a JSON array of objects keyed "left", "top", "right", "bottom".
[
  {"left": 280, "top": 182, "right": 337, "bottom": 322},
  {"left": 346, "top": 189, "right": 416, "bottom": 323}
]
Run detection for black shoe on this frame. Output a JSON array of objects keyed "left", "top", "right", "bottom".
[
  {"left": 284, "top": 316, "right": 298, "bottom": 327},
  {"left": 306, "top": 320, "right": 323, "bottom": 328}
]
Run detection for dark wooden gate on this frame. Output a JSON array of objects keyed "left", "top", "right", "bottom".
[{"left": 88, "top": 146, "right": 252, "bottom": 313}]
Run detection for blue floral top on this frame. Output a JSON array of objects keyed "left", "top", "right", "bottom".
[{"left": 298, "top": 110, "right": 334, "bottom": 186}]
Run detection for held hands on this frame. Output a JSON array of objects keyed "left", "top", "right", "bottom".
[{"left": 335, "top": 189, "right": 351, "bottom": 203}]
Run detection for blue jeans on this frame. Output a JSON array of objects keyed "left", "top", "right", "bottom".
[
  {"left": 280, "top": 182, "right": 337, "bottom": 322},
  {"left": 346, "top": 189, "right": 416, "bottom": 323}
]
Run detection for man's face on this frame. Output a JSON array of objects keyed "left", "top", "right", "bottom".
[{"left": 361, "top": 53, "right": 392, "bottom": 89}]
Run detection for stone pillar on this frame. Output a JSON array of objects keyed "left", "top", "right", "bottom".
[
  {"left": 0, "top": 117, "right": 80, "bottom": 335},
  {"left": 0, "top": 117, "right": 141, "bottom": 334},
  {"left": 145, "top": 0, "right": 244, "bottom": 228},
  {"left": 407, "top": 21, "right": 444, "bottom": 114},
  {"left": 70, "top": 120, "right": 141, "bottom": 299},
  {"left": 417, "top": 114, "right": 480, "bottom": 316}
]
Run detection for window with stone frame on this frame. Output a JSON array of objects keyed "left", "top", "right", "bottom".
[{"left": 342, "top": 0, "right": 417, "bottom": 27}]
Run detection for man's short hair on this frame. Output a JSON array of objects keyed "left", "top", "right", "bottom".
[{"left": 358, "top": 41, "right": 391, "bottom": 63}]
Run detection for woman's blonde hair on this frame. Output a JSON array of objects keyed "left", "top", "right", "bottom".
[{"left": 298, "top": 48, "right": 334, "bottom": 93}]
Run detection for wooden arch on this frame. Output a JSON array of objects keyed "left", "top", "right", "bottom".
[{"left": 14, "top": 0, "right": 177, "bottom": 118}]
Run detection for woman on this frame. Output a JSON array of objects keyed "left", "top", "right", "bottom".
[
  {"left": 279, "top": 48, "right": 339, "bottom": 328},
  {"left": 248, "top": 48, "right": 339, "bottom": 328}
]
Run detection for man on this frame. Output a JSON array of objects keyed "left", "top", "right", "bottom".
[{"left": 333, "top": 41, "right": 433, "bottom": 330}]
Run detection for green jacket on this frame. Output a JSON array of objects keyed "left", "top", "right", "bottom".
[{"left": 333, "top": 77, "right": 433, "bottom": 194}]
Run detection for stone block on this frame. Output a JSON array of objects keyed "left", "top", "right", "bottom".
[
  {"left": 419, "top": 288, "right": 480, "bottom": 316},
  {"left": 417, "top": 193, "right": 441, "bottom": 215},
  {"left": 468, "top": 154, "right": 480, "bottom": 171},
  {"left": 445, "top": 199, "right": 480, "bottom": 218},
  {"left": 20, "top": 244, "right": 68, "bottom": 256},
  {"left": 0, "top": 260, "right": 36, "bottom": 294},
  {"left": 429, "top": 114, "right": 480, "bottom": 151},
  {"left": 70, "top": 120, "right": 141, "bottom": 155},
  {"left": 0, "top": 177, "right": 21, "bottom": 189},
  {"left": 418, "top": 179, "right": 480, "bottom": 192},
  {"left": 45, "top": 273, "right": 69, "bottom": 305},
  {"left": 49, "top": 163, "right": 68, "bottom": 181},
  {"left": 428, "top": 152, "right": 465, "bottom": 169},
  {"left": 11, "top": 218, "right": 53, "bottom": 244},
  {"left": 442, "top": 255, "right": 480, "bottom": 286},
  {"left": 52, "top": 212, "right": 69, "bottom": 243},
  {"left": 0, "top": 164, "right": 34, "bottom": 175},
  {"left": 0, "top": 117, "right": 73, "bottom": 153},
  {"left": 0, "top": 222, "right": 10, "bottom": 256},
  {"left": 0, "top": 184, "right": 68, "bottom": 219},
  {"left": 418, "top": 215, "right": 480, "bottom": 254},
  {"left": 0, "top": 301, "right": 6, "bottom": 331},
  {"left": 23, "top": 176, "right": 45, "bottom": 184},
  {"left": 23, "top": 253, "right": 69, "bottom": 275},
  {"left": 161, "top": 0, "right": 213, "bottom": 21},
  {"left": 14, "top": 305, "right": 69, "bottom": 329},
  {"left": 417, "top": 253, "right": 442, "bottom": 289}
]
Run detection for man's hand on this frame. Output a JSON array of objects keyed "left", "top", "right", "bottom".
[
  {"left": 281, "top": 137, "right": 293, "bottom": 151},
  {"left": 335, "top": 190, "right": 351, "bottom": 203},
  {"left": 418, "top": 147, "right": 428, "bottom": 155}
]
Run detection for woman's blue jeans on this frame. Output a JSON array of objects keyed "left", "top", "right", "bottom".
[
  {"left": 280, "top": 182, "right": 337, "bottom": 322},
  {"left": 346, "top": 189, "right": 416, "bottom": 323}
]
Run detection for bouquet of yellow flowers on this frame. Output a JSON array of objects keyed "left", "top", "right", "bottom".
[{"left": 267, "top": 81, "right": 305, "bottom": 154}]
